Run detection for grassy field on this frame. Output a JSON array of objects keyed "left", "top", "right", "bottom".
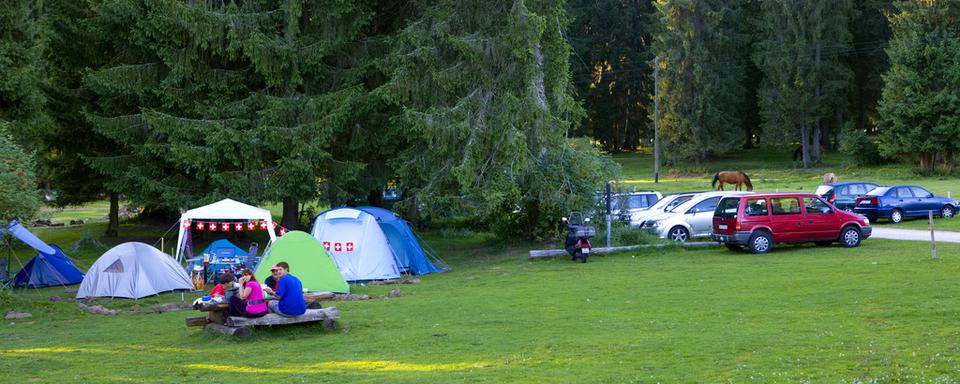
[
  {"left": 3, "top": 231, "right": 960, "bottom": 382},
  {"left": 4, "top": 149, "right": 960, "bottom": 382}
]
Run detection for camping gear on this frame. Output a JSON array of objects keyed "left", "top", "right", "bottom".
[
  {"left": 356, "top": 206, "right": 445, "bottom": 275},
  {"left": 189, "top": 239, "right": 258, "bottom": 282},
  {"left": 174, "top": 198, "right": 278, "bottom": 263},
  {"left": 254, "top": 231, "right": 348, "bottom": 293},
  {"left": 77, "top": 242, "right": 193, "bottom": 299},
  {"left": 310, "top": 208, "right": 401, "bottom": 282},
  {"left": 5, "top": 220, "right": 84, "bottom": 288}
]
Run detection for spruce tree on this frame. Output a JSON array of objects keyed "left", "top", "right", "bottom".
[
  {"left": 83, "top": 1, "right": 372, "bottom": 227},
  {"left": 652, "top": 0, "right": 749, "bottom": 163},
  {"left": 753, "top": 0, "right": 855, "bottom": 167},
  {"left": 382, "top": 0, "right": 618, "bottom": 238},
  {"left": 877, "top": 1, "right": 960, "bottom": 174}
]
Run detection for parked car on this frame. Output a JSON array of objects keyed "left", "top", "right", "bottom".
[
  {"left": 853, "top": 185, "right": 959, "bottom": 223},
  {"left": 601, "top": 190, "right": 663, "bottom": 223},
  {"left": 814, "top": 181, "right": 879, "bottom": 212},
  {"left": 641, "top": 191, "right": 749, "bottom": 242},
  {"left": 713, "top": 192, "right": 872, "bottom": 253},
  {"left": 629, "top": 192, "right": 700, "bottom": 227}
]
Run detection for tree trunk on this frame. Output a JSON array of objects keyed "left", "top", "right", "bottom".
[
  {"left": 367, "top": 189, "right": 384, "bottom": 208},
  {"left": 281, "top": 198, "right": 300, "bottom": 230},
  {"left": 812, "top": 123, "right": 822, "bottom": 164},
  {"left": 106, "top": 192, "right": 119, "bottom": 238}
]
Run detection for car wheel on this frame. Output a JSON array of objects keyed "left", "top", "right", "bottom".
[
  {"left": 748, "top": 231, "right": 772, "bottom": 254},
  {"left": 840, "top": 226, "right": 861, "bottom": 247},
  {"left": 725, "top": 244, "right": 743, "bottom": 252},
  {"left": 942, "top": 205, "right": 955, "bottom": 219},
  {"left": 668, "top": 226, "right": 689, "bottom": 242},
  {"left": 890, "top": 209, "right": 903, "bottom": 223}
]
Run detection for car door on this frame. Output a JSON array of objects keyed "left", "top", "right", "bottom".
[
  {"left": 910, "top": 186, "right": 937, "bottom": 214},
  {"left": 769, "top": 197, "right": 803, "bottom": 242},
  {"left": 802, "top": 196, "right": 839, "bottom": 240},
  {"left": 892, "top": 187, "right": 917, "bottom": 216},
  {"left": 686, "top": 196, "right": 722, "bottom": 236}
]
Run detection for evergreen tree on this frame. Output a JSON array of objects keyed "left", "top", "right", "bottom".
[
  {"left": 877, "top": 0, "right": 960, "bottom": 174},
  {"left": 0, "top": 127, "right": 41, "bottom": 220},
  {"left": 382, "top": 0, "right": 618, "bottom": 239},
  {"left": 0, "top": 0, "right": 51, "bottom": 149},
  {"left": 83, "top": 1, "right": 372, "bottom": 228},
  {"left": 652, "top": 0, "right": 749, "bottom": 163},
  {"left": 753, "top": 0, "right": 855, "bottom": 167},
  {"left": 568, "top": 0, "right": 657, "bottom": 152}
]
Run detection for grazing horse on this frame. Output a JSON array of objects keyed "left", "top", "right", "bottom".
[
  {"left": 822, "top": 172, "right": 838, "bottom": 185},
  {"left": 712, "top": 171, "right": 753, "bottom": 191}
]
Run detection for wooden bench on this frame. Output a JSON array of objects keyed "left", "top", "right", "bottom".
[{"left": 186, "top": 292, "right": 339, "bottom": 336}]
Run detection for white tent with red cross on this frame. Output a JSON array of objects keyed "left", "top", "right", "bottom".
[{"left": 309, "top": 207, "right": 401, "bottom": 282}]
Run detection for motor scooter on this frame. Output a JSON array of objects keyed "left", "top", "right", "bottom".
[{"left": 562, "top": 212, "right": 595, "bottom": 263}]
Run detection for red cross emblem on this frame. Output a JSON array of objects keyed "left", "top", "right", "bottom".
[
  {"left": 334, "top": 242, "right": 342, "bottom": 252},
  {"left": 346, "top": 242, "right": 354, "bottom": 252}
]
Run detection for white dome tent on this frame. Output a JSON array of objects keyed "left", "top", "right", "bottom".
[
  {"left": 174, "top": 198, "right": 277, "bottom": 263},
  {"left": 77, "top": 242, "right": 193, "bottom": 299},
  {"left": 310, "top": 208, "right": 401, "bottom": 282}
]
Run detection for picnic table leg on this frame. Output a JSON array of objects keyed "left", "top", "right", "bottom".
[
  {"left": 207, "top": 310, "right": 227, "bottom": 325},
  {"left": 205, "top": 323, "right": 251, "bottom": 337}
]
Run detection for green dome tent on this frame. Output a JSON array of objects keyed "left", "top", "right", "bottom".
[{"left": 255, "top": 231, "right": 349, "bottom": 293}]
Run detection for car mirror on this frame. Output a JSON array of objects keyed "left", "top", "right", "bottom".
[{"left": 929, "top": 193, "right": 934, "bottom": 198}]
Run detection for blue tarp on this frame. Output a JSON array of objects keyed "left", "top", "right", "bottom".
[
  {"left": 356, "top": 206, "right": 445, "bottom": 275},
  {"left": 6, "top": 221, "right": 84, "bottom": 288},
  {"left": 199, "top": 239, "right": 249, "bottom": 259}
]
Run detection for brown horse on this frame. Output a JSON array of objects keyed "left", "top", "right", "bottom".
[{"left": 712, "top": 171, "right": 753, "bottom": 191}]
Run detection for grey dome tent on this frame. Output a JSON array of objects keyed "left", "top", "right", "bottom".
[{"left": 76, "top": 242, "right": 193, "bottom": 299}]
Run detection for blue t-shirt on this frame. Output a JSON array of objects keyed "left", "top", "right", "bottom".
[{"left": 276, "top": 274, "right": 306, "bottom": 316}]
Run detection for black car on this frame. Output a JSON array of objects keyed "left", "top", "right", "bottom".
[{"left": 815, "top": 181, "right": 879, "bottom": 211}]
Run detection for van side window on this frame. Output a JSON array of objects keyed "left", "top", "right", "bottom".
[
  {"left": 803, "top": 197, "right": 833, "bottom": 214},
  {"left": 745, "top": 198, "right": 768, "bottom": 216},
  {"left": 770, "top": 197, "right": 801, "bottom": 215}
]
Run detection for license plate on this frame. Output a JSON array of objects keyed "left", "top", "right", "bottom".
[
  {"left": 718, "top": 224, "right": 728, "bottom": 230},
  {"left": 582, "top": 248, "right": 590, "bottom": 254}
]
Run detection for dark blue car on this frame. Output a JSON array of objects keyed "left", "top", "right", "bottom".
[{"left": 853, "top": 185, "right": 959, "bottom": 223}]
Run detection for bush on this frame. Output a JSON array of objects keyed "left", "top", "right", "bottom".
[{"left": 839, "top": 126, "right": 887, "bottom": 166}]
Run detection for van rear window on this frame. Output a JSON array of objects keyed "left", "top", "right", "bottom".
[{"left": 715, "top": 197, "right": 740, "bottom": 218}]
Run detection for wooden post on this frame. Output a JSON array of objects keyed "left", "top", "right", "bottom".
[{"left": 930, "top": 210, "right": 937, "bottom": 259}]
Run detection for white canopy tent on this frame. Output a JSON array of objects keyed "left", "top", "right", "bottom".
[{"left": 174, "top": 198, "right": 277, "bottom": 263}]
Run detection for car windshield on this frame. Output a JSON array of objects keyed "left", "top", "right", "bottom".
[
  {"left": 866, "top": 187, "right": 890, "bottom": 196},
  {"left": 658, "top": 194, "right": 693, "bottom": 211},
  {"left": 669, "top": 195, "right": 711, "bottom": 213},
  {"left": 814, "top": 185, "right": 833, "bottom": 195},
  {"left": 665, "top": 195, "right": 697, "bottom": 212}
]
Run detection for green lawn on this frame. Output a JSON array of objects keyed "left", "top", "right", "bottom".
[{"left": 2, "top": 230, "right": 960, "bottom": 382}]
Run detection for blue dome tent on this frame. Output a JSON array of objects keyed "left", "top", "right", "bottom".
[
  {"left": 4, "top": 220, "right": 84, "bottom": 288},
  {"left": 356, "top": 206, "right": 446, "bottom": 275}
]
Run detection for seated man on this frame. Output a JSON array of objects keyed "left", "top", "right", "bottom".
[{"left": 264, "top": 262, "right": 306, "bottom": 317}]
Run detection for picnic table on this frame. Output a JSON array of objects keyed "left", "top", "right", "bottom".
[{"left": 186, "top": 292, "right": 339, "bottom": 336}]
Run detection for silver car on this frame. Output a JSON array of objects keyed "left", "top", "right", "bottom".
[
  {"left": 641, "top": 191, "right": 752, "bottom": 241},
  {"left": 630, "top": 192, "right": 698, "bottom": 227}
]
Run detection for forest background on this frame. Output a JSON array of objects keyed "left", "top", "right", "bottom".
[{"left": 1, "top": 0, "right": 955, "bottom": 239}]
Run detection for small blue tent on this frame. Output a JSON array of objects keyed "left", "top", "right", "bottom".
[
  {"left": 200, "top": 239, "right": 249, "bottom": 259},
  {"left": 5, "top": 221, "right": 84, "bottom": 288},
  {"left": 356, "top": 207, "right": 445, "bottom": 275}
]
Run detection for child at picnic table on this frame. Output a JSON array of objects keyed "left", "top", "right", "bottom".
[
  {"left": 209, "top": 273, "right": 235, "bottom": 299},
  {"left": 228, "top": 269, "right": 268, "bottom": 318}
]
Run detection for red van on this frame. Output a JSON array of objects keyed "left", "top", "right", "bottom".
[{"left": 712, "top": 193, "right": 872, "bottom": 253}]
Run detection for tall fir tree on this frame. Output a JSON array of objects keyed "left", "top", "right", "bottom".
[
  {"left": 568, "top": 0, "right": 657, "bottom": 152},
  {"left": 652, "top": 0, "right": 749, "bottom": 163},
  {"left": 83, "top": 1, "right": 372, "bottom": 228},
  {"left": 382, "top": 0, "right": 618, "bottom": 239},
  {"left": 877, "top": 0, "right": 960, "bottom": 174},
  {"left": 0, "top": 0, "right": 51, "bottom": 150},
  {"left": 753, "top": 0, "right": 855, "bottom": 167}
]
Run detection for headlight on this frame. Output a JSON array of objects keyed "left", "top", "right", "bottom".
[{"left": 863, "top": 217, "right": 870, "bottom": 225}]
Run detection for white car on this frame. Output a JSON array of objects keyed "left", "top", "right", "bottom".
[
  {"left": 641, "top": 191, "right": 752, "bottom": 242},
  {"left": 629, "top": 192, "right": 699, "bottom": 227}
]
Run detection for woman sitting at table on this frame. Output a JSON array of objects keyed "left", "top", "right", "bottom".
[{"left": 228, "top": 269, "right": 268, "bottom": 318}]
